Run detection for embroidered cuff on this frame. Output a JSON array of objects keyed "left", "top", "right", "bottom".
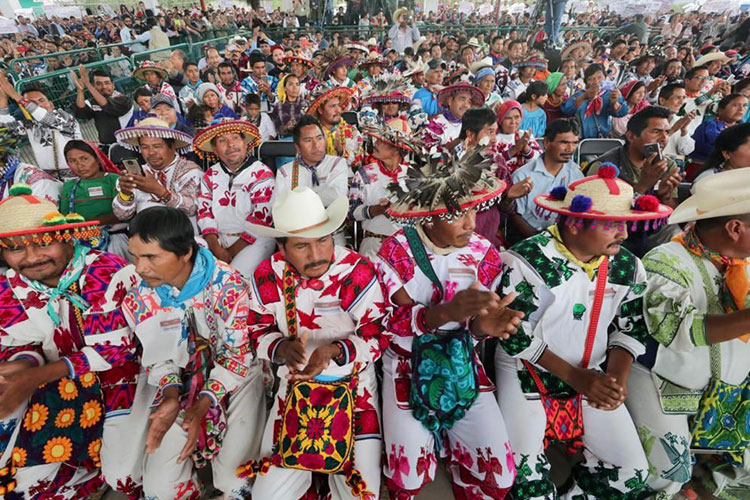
[
  {"left": 333, "top": 339, "right": 356, "bottom": 366},
  {"left": 364, "top": 205, "right": 373, "bottom": 220},
  {"left": 240, "top": 232, "right": 257, "bottom": 245},
  {"left": 9, "top": 351, "right": 43, "bottom": 367},
  {"left": 691, "top": 316, "right": 709, "bottom": 347},
  {"left": 62, "top": 352, "right": 90, "bottom": 378},
  {"left": 201, "top": 227, "right": 219, "bottom": 237},
  {"left": 200, "top": 379, "right": 228, "bottom": 408},
  {"left": 413, "top": 305, "right": 431, "bottom": 335},
  {"left": 158, "top": 373, "right": 182, "bottom": 392},
  {"left": 269, "top": 337, "right": 289, "bottom": 364}
]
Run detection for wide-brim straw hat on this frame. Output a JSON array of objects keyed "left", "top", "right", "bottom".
[
  {"left": 246, "top": 186, "right": 348, "bottom": 239},
  {"left": 393, "top": 7, "right": 411, "bottom": 22},
  {"left": 283, "top": 56, "right": 313, "bottom": 68},
  {"left": 470, "top": 56, "right": 494, "bottom": 75},
  {"left": 193, "top": 119, "right": 261, "bottom": 159},
  {"left": 0, "top": 184, "right": 100, "bottom": 249},
  {"left": 305, "top": 86, "right": 354, "bottom": 116},
  {"left": 437, "top": 83, "right": 485, "bottom": 108},
  {"left": 534, "top": 163, "right": 672, "bottom": 228},
  {"left": 115, "top": 117, "right": 193, "bottom": 154},
  {"left": 694, "top": 51, "right": 732, "bottom": 67},
  {"left": 670, "top": 169, "right": 750, "bottom": 224},
  {"left": 133, "top": 60, "right": 168, "bottom": 81},
  {"left": 561, "top": 41, "right": 592, "bottom": 60}
]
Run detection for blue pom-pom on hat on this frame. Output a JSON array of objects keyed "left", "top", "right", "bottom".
[
  {"left": 570, "top": 195, "right": 592, "bottom": 213},
  {"left": 549, "top": 186, "right": 567, "bottom": 201}
]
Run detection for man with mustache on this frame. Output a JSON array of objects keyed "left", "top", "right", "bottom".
[
  {"left": 193, "top": 120, "right": 276, "bottom": 277},
  {"left": 0, "top": 185, "right": 144, "bottom": 499},
  {"left": 238, "top": 187, "right": 388, "bottom": 500},
  {"left": 377, "top": 149, "right": 523, "bottom": 500},
  {"left": 494, "top": 165, "right": 673, "bottom": 500},
  {"left": 122, "top": 206, "right": 265, "bottom": 500},
  {"left": 422, "top": 83, "right": 486, "bottom": 153}
]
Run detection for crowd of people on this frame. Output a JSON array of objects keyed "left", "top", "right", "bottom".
[{"left": 0, "top": 3, "right": 749, "bottom": 500}]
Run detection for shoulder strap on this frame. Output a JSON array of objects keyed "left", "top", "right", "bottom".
[
  {"left": 522, "top": 256, "right": 609, "bottom": 394},
  {"left": 581, "top": 256, "right": 608, "bottom": 369},
  {"left": 403, "top": 225, "right": 443, "bottom": 298},
  {"left": 281, "top": 264, "right": 299, "bottom": 339},
  {"left": 291, "top": 158, "right": 299, "bottom": 190}
]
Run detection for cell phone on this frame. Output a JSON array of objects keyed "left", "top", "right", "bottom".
[
  {"left": 122, "top": 158, "right": 143, "bottom": 176},
  {"left": 644, "top": 143, "right": 663, "bottom": 162}
]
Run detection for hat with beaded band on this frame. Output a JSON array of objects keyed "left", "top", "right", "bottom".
[
  {"left": 534, "top": 163, "right": 673, "bottom": 230},
  {"left": 0, "top": 184, "right": 100, "bottom": 249},
  {"left": 193, "top": 119, "right": 261, "bottom": 160}
]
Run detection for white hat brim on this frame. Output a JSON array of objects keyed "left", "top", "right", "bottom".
[
  {"left": 669, "top": 196, "right": 750, "bottom": 224},
  {"left": 245, "top": 196, "right": 349, "bottom": 239}
]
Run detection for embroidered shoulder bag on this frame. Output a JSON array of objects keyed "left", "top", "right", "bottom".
[
  {"left": 688, "top": 252, "right": 750, "bottom": 466},
  {"left": 521, "top": 256, "right": 609, "bottom": 456},
  {"left": 403, "top": 226, "right": 479, "bottom": 441},
  {"left": 237, "top": 265, "right": 372, "bottom": 500}
]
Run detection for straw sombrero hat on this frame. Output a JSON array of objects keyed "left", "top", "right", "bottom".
[
  {"left": 305, "top": 86, "right": 354, "bottom": 116},
  {"left": 393, "top": 7, "right": 411, "bottom": 22},
  {"left": 245, "top": 187, "right": 348, "bottom": 239},
  {"left": 115, "top": 118, "right": 193, "bottom": 154},
  {"left": 670, "top": 169, "right": 750, "bottom": 224},
  {"left": 437, "top": 83, "right": 485, "bottom": 108},
  {"left": 694, "top": 51, "right": 732, "bottom": 68},
  {"left": 561, "top": 41, "right": 592, "bottom": 60},
  {"left": 363, "top": 117, "right": 420, "bottom": 153},
  {"left": 534, "top": 163, "right": 672, "bottom": 229},
  {"left": 387, "top": 147, "right": 507, "bottom": 224},
  {"left": 470, "top": 56, "right": 494, "bottom": 75},
  {"left": 283, "top": 56, "right": 313, "bottom": 68},
  {"left": 193, "top": 119, "right": 262, "bottom": 160},
  {"left": 133, "top": 60, "right": 168, "bottom": 81},
  {"left": 359, "top": 53, "right": 389, "bottom": 69},
  {"left": 0, "top": 184, "right": 100, "bottom": 249}
]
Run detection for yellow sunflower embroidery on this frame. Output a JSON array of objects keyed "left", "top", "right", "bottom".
[
  {"left": 79, "top": 400, "right": 102, "bottom": 429},
  {"left": 42, "top": 437, "right": 72, "bottom": 463},
  {"left": 23, "top": 403, "right": 48, "bottom": 432},
  {"left": 80, "top": 372, "right": 96, "bottom": 388},
  {"left": 54, "top": 408, "right": 75, "bottom": 428},
  {"left": 88, "top": 438, "right": 102, "bottom": 466},
  {"left": 58, "top": 378, "right": 78, "bottom": 401},
  {"left": 11, "top": 447, "right": 26, "bottom": 467}
]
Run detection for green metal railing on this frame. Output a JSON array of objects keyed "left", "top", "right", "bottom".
[
  {"left": 9, "top": 47, "right": 101, "bottom": 80},
  {"left": 132, "top": 43, "right": 190, "bottom": 65}
]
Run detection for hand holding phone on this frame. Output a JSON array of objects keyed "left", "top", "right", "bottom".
[
  {"left": 122, "top": 158, "right": 144, "bottom": 176},
  {"left": 644, "top": 142, "right": 663, "bottom": 162}
]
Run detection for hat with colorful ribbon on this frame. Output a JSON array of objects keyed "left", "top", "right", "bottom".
[
  {"left": 437, "top": 82, "right": 485, "bottom": 108},
  {"left": 534, "top": 163, "right": 673, "bottom": 230},
  {"left": 133, "top": 60, "right": 169, "bottom": 81},
  {"left": 305, "top": 85, "right": 354, "bottom": 116},
  {"left": 283, "top": 55, "right": 314, "bottom": 68},
  {"left": 386, "top": 147, "right": 507, "bottom": 224},
  {"left": 0, "top": 184, "right": 100, "bottom": 249},
  {"left": 192, "top": 119, "right": 261, "bottom": 160},
  {"left": 115, "top": 117, "right": 193, "bottom": 154},
  {"left": 321, "top": 46, "right": 354, "bottom": 80}
]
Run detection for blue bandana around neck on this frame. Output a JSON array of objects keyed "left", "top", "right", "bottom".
[{"left": 151, "top": 246, "right": 216, "bottom": 310}]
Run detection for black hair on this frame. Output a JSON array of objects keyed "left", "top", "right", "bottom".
[
  {"left": 626, "top": 106, "right": 672, "bottom": 136},
  {"left": 508, "top": 39, "right": 523, "bottom": 51},
  {"left": 90, "top": 68, "right": 112, "bottom": 81},
  {"left": 544, "top": 118, "right": 580, "bottom": 142},
  {"left": 249, "top": 52, "right": 266, "bottom": 67},
  {"left": 129, "top": 206, "right": 198, "bottom": 262},
  {"left": 459, "top": 107, "right": 497, "bottom": 140},
  {"left": 217, "top": 61, "right": 234, "bottom": 72},
  {"left": 704, "top": 122, "right": 750, "bottom": 171},
  {"left": 734, "top": 78, "right": 750, "bottom": 94},
  {"left": 292, "top": 115, "right": 324, "bottom": 145},
  {"left": 583, "top": 63, "right": 604, "bottom": 82},
  {"left": 684, "top": 65, "right": 709, "bottom": 81},
  {"left": 491, "top": 35, "right": 503, "bottom": 46},
  {"left": 244, "top": 93, "right": 261, "bottom": 106},
  {"left": 184, "top": 60, "right": 198, "bottom": 71},
  {"left": 63, "top": 139, "right": 99, "bottom": 163},
  {"left": 21, "top": 83, "right": 51, "bottom": 100},
  {"left": 659, "top": 82, "right": 684, "bottom": 102},
  {"left": 611, "top": 38, "right": 627, "bottom": 49},
  {"left": 134, "top": 87, "right": 152, "bottom": 101},
  {"left": 718, "top": 93, "right": 748, "bottom": 111},
  {"left": 518, "top": 80, "right": 548, "bottom": 104}
]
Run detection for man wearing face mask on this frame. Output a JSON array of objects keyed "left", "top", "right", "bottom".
[
  {"left": 194, "top": 120, "right": 276, "bottom": 277},
  {"left": 71, "top": 66, "right": 133, "bottom": 146},
  {"left": 422, "top": 83, "right": 486, "bottom": 153},
  {"left": 238, "top": 187, "right": 388, "bottom": 500}
]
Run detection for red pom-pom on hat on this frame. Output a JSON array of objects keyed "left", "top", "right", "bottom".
[
  {"left": 634, "top": 195, "right": 660, "bottom": 212},
  {"left": 597, "top": 163, "right": 620, "bottom": 179}
]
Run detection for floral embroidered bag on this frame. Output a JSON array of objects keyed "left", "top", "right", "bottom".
[
  {"left": 237, "top": 265, "right": 372, "bottom": 500},
  {"left": 522, "top": 256, "right": 609, "bottom": 455},
  {"left": 403, "top": 226, "right": 479, "bottom": 439}
]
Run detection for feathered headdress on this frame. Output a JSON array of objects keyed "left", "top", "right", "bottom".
[
  {"left": 386, "top": 147, "right": 507, "bottom": 224},
  {"left": 362, "top": 73, "right": 415, "bottom": 105},
  {"left": 321, "top": 46, "right": 353, "bottom": 80}
]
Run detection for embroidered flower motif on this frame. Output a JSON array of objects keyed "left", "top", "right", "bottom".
[
  {"left": 54, "top": 408, "right": 75, "bottom": 428},
  {"left": 23, "top": 403, "right": 48, "bottom": 432},
  {"left": 88, "top": 438, "right": 102, "bottom": 465},
  {"left": 79, "top": 372, "right": 96, "bottom": 388},
  {"left": 79, "top": 400, "right": 102, "bottom": 429},
  {"left": 310, "top": 386, "right": 334, "bottom": 407},
  {"left": 42, "top": 436, "right": 73, "bottom": 463},
  {"left": 12, "top": 447, "right": 27, "bottom": 467},
  {"left": 58, "top": 378, "right": 78, "bottom": 401}
]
